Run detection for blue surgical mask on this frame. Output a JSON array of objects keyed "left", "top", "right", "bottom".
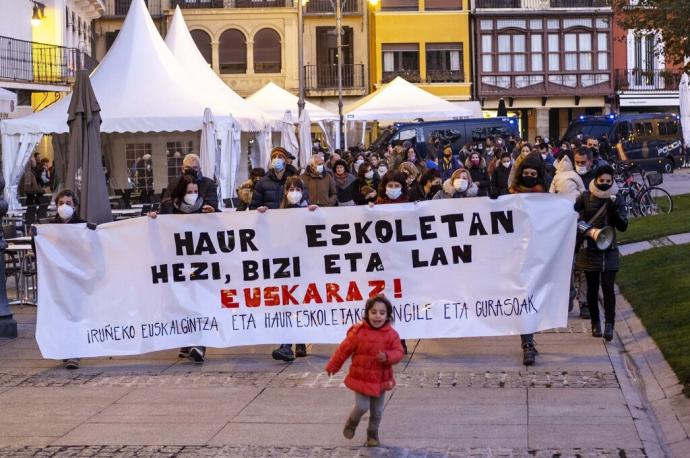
[{"left": 272, "top": 158, "right": 285, "bottom": 172}]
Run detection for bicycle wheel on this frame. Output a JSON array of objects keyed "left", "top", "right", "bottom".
[{"left": 637, "top": 187, "right": 673, "bottom": 216}]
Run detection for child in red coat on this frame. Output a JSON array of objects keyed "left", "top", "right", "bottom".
[{"left": 326, "top": 295, "right": 405, "bottom": 447}]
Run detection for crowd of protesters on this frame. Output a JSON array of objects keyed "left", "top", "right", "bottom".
[{"left": 45, "top": 130, "right": 624, "bottom": 371}]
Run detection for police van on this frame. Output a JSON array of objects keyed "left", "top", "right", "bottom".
[
  {"left": 561, "top": 113, "right": 684, "bottom": 173},
  {"left": 371, "top": 117, "right": 520, "bottom": 159}
]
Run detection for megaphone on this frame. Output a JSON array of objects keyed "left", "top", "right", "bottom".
[{"left": 577, "top": 221, "right": 614, "bottom": 250}]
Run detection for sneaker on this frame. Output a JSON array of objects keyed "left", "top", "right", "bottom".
[
  {"left": 63, "top": 358, "right": 80, "bottom": 370},
  {"left": 178, "top": 347, "right": 191, "bottom": 358},
  {"left": 295, "top": 344, "right": 307, "bottom": 358},
  {"left": 188, "top": 347, "right": 205, "bottom": 364},
  {"left": 579, "top": 303, "right": 590, "bottom": 319},
  {"left": 272, "top": 345, "right": 295, "bottom": 362},
  {"left": 522, "top": 343, "right": 536, "bottom": 366}
]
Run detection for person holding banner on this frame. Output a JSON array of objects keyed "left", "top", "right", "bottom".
[
  {"left": 375, "top": 172, "right": 409, "bottom": 205},
  {"left": 352, "top": 163, "right": 379, "bottom": 205},
  {"left": 44, "top": 189, "right": 85, "bottom": 370},
  {"left": 251, "top": 147, "right": 301, "bottom": 211},
  {"left": 149, "top": 175, "right": 212, "bottom": 363},
  {"left": 574, "top": 165, "right": 628, "bottom": 342},
  {"left": 509, "top": 153, "right": 549, "bottom": 365},
  {"left": 419, "top": 169, "right": 442, "bottom": 200},
  {"left": 326, "top": 295, "right": 405, "bottom": 447},
  {"left": 301, "top": 155, "right": 337, "bottom": 207},
  {"left": 259, "top": 176, "right": 318, "bottom": 362}
]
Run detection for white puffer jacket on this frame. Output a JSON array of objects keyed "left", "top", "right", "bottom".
[{"left": 549, "top": 156, "right": 585, "bottom": 203}]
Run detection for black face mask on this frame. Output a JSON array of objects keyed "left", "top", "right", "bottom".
[
  {"left": 596, "top": 182, "right": 612, "bottom": 191},
  {"left": 184, "top": 168, "right": 201, "bottom": 180},
  {"left": 428, "top": 184, "right": 442, "bottom": 197},
  {"left": 520, "top": 175, "right": 538, "bottom": 188}
]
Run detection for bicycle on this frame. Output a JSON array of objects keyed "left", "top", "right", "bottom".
[{"left": 613, "top": 163, "right": 673, "bottom": 217}]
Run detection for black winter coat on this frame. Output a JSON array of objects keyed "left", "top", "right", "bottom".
[
  {"left": 574, "top": 191, "right": 628, "bottom": 272},
  {"left": 491, "top": 164, "right": 511, "bottom": 196},
  {"left": 468, "top": 167, "right": 490, "bottom": 197},
  {"left": 352, "top": 177, "right": 379, "bottom": 205},
  {"left": 250, "top": 168, "right": 300, "bottom": 209}
]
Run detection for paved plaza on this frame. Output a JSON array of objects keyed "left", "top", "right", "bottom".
[{"left": 1, "top": 298, "right": 688, "bottom": 457}]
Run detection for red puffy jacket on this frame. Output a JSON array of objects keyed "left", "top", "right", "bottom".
[{"left": 325, "top": 321, "right": 405, "bottom": 397}]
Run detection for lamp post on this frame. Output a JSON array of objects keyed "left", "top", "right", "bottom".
[
  {"left": 0, "top": 176, "right": 17, "bottom": 339},
  {"left": 297, "top": 0, "right": 306, "bottom": 117}
]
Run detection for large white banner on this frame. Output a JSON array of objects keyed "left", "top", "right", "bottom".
[{"left": 35, "top": 194, "right": 577, "bottom": 359}]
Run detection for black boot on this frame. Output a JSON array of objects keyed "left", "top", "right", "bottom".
[
  {"left": 522, "top": 342, "right": 537, "bottom": 366},
  {"left": 591, "top": 322, "right": 602, "bottom": 338},
  {"left": 579, "top": 302, "right": 590, "bottom": 319},
  {"left": 366, "top": 427, "right": 380, "bottom": 447},
  {"left": 604, "top": 323, "right": 614, "bottom": 342},
  {"left": 295, "top": 344, "right": 307, "bottom": 357},
  {"left": 342, "top": 414, "right": 360, "bottom": 439},
  {"left": 271, "top": 344, "right": 295, "bottom": 362}
]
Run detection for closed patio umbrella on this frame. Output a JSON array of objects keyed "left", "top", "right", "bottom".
[
  {"left": 497, "top": 98, "right": 508, "bottom": 117},
  {"left": 679, "top": 74, "right": 690, "bottom": 155},
  {"left": 66, "top": 70, "right": 113, "bottom": 225}
]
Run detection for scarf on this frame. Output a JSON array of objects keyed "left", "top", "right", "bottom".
[
  {"left": 174, "top": 196, "right": 204, "bottom": 214},
  {"left": 588, "top": 179, "right": 619, "bottom": 199},
  {"left": 510, "top": 183, "right": 546, "bottom": 194}
]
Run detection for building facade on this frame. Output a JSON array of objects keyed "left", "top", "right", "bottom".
[
  {"left": 368, "top": 0, "right": 472, "bottom": 102},
  {"left": 611, "top": 0, "right": 684, "bottom": 113},
  {"left": 1, "top": 0, "right": 103, "bottom": 116},
  {"left": 473, "top": 0, "right": 614, "bottom": 141}
]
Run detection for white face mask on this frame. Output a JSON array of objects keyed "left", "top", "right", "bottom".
[
  {"left": 183, "top": 193, "right": 198, "bottom": 206},
  {"left": 454, "top": 178, "right": 469, "bottom": 192},
  {"left": 315, "top": 164, "right": 324, "bottom": 174},
  {"left": 502, "top": 160, "right": 511, "bottom": 169},
  {"left": 576, "top": 165, "right": 589, "bottom": 175},
  {"left": 386, "top": 187, "right": 402, "bottom": 200},
  {"left": 378, "top": 167, "right": 388, "bottom": 175},
  {"left": 57, "top": 203, "right": 74, "bottom": 221},
  {"left": 355, "top": 160, "right": 364, "bottom": 169},
  {"left": 287, "top": 190, "right": 302, "bottom": 205},
  {"left": 364, "top": 170, "right": 374, "bottom": 180}
]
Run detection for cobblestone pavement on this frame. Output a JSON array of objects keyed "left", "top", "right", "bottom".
[
  {"left": 0, "top": 307, "right": 667, "bottom": 457},
  {"left": 0, "top": 446, "right": 648, "bottom": 458}
]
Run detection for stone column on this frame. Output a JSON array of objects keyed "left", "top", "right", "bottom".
[
  {"left": 211, "top": 40, "right": 220, "bottom": 75},
  {"left": 246, "top": 40, "right": 254, "bottom": 75}
]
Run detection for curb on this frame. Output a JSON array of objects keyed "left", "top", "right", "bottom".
[
  {"left": 614, "top": 290, "right": 690, "bottom": 457},
  {"left": 619, "top": 232, "right": 690, "bottom": 257}
]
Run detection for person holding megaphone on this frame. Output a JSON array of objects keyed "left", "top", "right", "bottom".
[{"left": 574, "top": 165, "right": 628, "bottom": 342}]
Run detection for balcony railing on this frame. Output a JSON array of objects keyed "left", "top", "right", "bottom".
[
  {"left": 305, "top": 64, "right": 365, "bottom": 91},
  {"left": 475, "top": 0, "right": 609, "bottom": 7},
  {"left": 304, "top": 0, "right": 359, "bottom": 14},
  {"left": 0, "top": 36, "right": 97, "bottom": 86},
  {"left": 478, "top": 72, "right": 612, "bottom": 96},
  {"left": 171, "top": 0, "right": 293, "bottom": 7},
  {"left": 104, "top": 0, "right": 162, "bottom": 16},
  {"left": 426, "top": 69, "right": 465, "bottom": 83},
  {"left": 615, "top": 69, "right": 683, "bottom": 92},
  {"left": 382, "top": 70, "right": 421, "bottom": 83}
]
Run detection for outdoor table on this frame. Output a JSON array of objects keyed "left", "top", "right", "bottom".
[
  {"left": 6, "top": 236, "right": 32, "bottom": 244},
  {"left": 6, "top": 243, "right": 37, "bottom": 307}
]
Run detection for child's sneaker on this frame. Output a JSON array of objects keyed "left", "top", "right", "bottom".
[
  {"left": 188, "top": 347, "right": 205, "bottom": 364},
  {"left": 63, "top": 358, "right": 80, "bottom": 370},
  {"left": 343, "top": 416, "right": 359, "bottom": 439},
  {"left": 366, "top": 428, "right": 380, "bottom": 447}
]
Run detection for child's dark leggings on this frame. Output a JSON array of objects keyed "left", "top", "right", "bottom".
[
  {"left": 585, "top": 270, "right": 617, "bottom": 324},
  {"left": 350, "top": 392, "right": 385, "bottom": 432}
]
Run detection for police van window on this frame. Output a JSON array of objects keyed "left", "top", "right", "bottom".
[
  {"left": 433, "top": 128, "right": 462, "bottom": 145},
  {"left": 616, "top": 122, "right": 630, "bottom": 141},
  {"left": 398, "top": 128, "right": 416, "bottom": 143},
  {"left": 634, "top": 122, "right": 654, "bottom": 138},
  {"left": 658, "top": 121, "right": 679, "bottom": 138}
]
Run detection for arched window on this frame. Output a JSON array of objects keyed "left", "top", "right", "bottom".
[
  {"left": 254, "top": 28, "right": 281, "bottom": 73},
  {"left": 219, "top": 29, "right": 247, "bottom": 74},
  {"left": 190, "top": 29, "right": 212, "bottom": 66}
]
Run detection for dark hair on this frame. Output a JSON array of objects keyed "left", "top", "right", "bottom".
[
  {"left": 379, "top": 171, "right": 409, "bottom": 196},
  {"left": 364, "top": 294, "right": 393, "bottom": 326},
  {"left": 171, "top": 174, "right": 196, "bottom": 202},
  {"left": 557, "top": 148, "right": 575, "bottom": 165},
  {"left": 333, "top": 159, "right": 349, "bottom": 173},
  {"left": 250, "top": 167, "right": 266, "bottom": 180},
  {"left": 280, "top": 176, "right": 306, "bottom": 208},
  {"left": 357, "top": 161, "right": 372, "bottom": 178},
  {"left": 573, "top": 147, "right": 593, "bottom": 160},
  {"left": 419, "top": 168, "right": 441, "bottom": 189},
  {"left": 499, "top": 150, "right": 512, "bottom": 160},
  {"left": 55, "top": 189, "right": 78, "bottom": 207}
]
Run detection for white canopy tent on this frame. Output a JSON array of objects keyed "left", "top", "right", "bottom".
[
  {"left": 679, "top": 74, "right": 690, "bottom": 154},
  {"left": 0, "top": 87, "right": 17, "bottom": 114},
  {"left": 344, "top": 76, "right": 473, "bottom": 122},
  {"left": 0, "top": 0, "right": 265, "bottom": 208},
  {"left": 247, "top": 82, "right": 339, "bottom": 155}
]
